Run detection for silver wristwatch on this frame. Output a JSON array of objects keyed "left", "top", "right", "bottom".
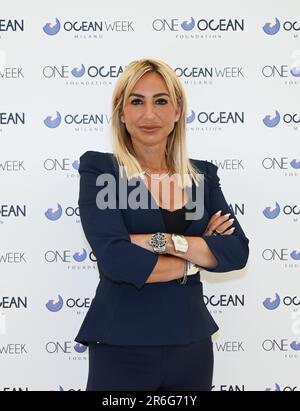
[
  {"left": 149, "top": 232, "right": 168, "bottom": 254},
  {"left": 171, "top": 233, "right": 188, "bottom": 253}
]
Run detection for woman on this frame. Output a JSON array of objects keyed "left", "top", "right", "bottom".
[{"left": 75, "top": 58, "right": 249, "bottom": 391}]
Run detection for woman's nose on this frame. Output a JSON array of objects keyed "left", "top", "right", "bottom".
[{"left": 142, "top": 102, "right": 156, "bottom": 118}]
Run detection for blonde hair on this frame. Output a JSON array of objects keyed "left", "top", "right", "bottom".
[{"left": 110, "top": 58, "right": 202, "bottom": 188}]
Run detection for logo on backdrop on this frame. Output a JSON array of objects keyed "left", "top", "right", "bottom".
[
  {"left": 263, "top": 294, "right": 300, "bottom": 310},
  {"left": 0, "top": 19, "right": 24, "bottom": 34},
  {"left": 265, "top": 383, "right": 299, "bottom": 391},
  {"left": 45, "top": 341, "right": 87, "bottom": 356},
  {"left": 45, "top": 296, "right": 91, "bottom": 312},
  {"left": 151, "top": 17, "right": 244, "bottom": 38},
  {"left": 0, "top": 113, "right": 25, "bottom": 127},
  {"left": 46, "top": 295, "right": 64, "bottom": 312},
  {"left": 261, "top": 62, "right": 300, "bottom": 84},
  {"left": 262, "top": 339, "right": 300, "bottom": 358},
  {"left": 204, "top": 294, "right": 245, "bottom": 314},
  {"left": 261, "top": 248, "right": 300, "bottom": 269},
  {"left": 0, "top": 66, "right": 24, "bottom": 79},
  {"left": 44, "top": 249, "right": 97, "bottom": 271},
  {"left": 0, "top": 344, "right": 27, "bottom": 355},
  {"left": 43, "top": 158, "right": 79, "bottom": 176},
  {"left": 0, "top": 204, "right": 26, "bottom": 221},
  {"left": 42, "top": 64, "right": 125, "bottom": 80},
  {"left": 186, "top": 110, "right": 244, "bottom": 125},
  {"left": 2, "top": 387, "right": 29, "bottom": 391},
  {"left": 0, "top": 297, "right": 27, "bottom": 309},
  {"left": 44, "top": 204, "right": 80, "bottom": 221},
  {"left": 52, "top": 386, "right": 81, "bottom": 391},
  {"left": 261, "top": 157, "right": 300, "bottom": 175},
  {"left": 0, "top": 252, "right": 27, "bottom": 264},
  {"left": 45, "top": 249, "right": 89, "bottom": 263},
  {"left": 263, "top": 293, "right": 281, "bottom": 310},
  {"left": 174, "top": 65, "right": 245, "bottom": 86},
  {"left": 214, "top": 340, "right": 245, "bottom": 353},
  {"left": 0, "top": 160, "right": 25, "bottom": 172},
  {"left": 262, "top": 111, "right": 300, "bottom": 128},
  {"left": 262, "top": 202, "right": 300, "bottom": 220},
  {"left": 263, "top": 18, "right": 300, "bottom": 36},
  {"left": 43, "top": 111, "right": 108, "bottom": 132},
  {"left": 44, "top": 203, "right": 63, "bottom": 221},
  {"left": 42, "top": 18, "right": 134, "bottom": 38},
  {"left": 212, "top": 384, "right": 245, "bottom": 391}
]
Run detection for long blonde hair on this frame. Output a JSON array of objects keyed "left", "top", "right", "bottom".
[{"left": 110, "top": 58, "right": 202, "bottom": 188}]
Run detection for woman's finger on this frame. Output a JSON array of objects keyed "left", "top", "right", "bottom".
[
  {"left": 208, "top": 216, "right": 234, "bottom": 234},
  {"left": 222, "top": 227, "right": 236, "bottom": 235},
  {"left": 215, "top": 218, "right": 235, "bottom": 233},
  {"left": 208, "top": 210, "right": 223, "bottom": 224}
]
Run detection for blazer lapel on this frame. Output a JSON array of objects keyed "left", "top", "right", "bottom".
[{"left": 112, "top": 156, "right": 208, "bottom": 236}]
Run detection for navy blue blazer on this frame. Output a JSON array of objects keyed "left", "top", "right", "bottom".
[{"left": 75, "top": 151, "right": 249, "bottom": 346}]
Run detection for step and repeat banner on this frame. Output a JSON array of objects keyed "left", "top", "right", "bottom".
[{"left": 0, "top": 0, "right": 299, "bottom": 391}]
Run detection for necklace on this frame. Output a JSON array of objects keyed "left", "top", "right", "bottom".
[{"left": 142, "top": 169, "right": 170, "bottom": 180}]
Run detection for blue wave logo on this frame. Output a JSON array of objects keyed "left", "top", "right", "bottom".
[
  {"left": 290, "top": 341, "right": 300, "bottom": 351},
  {"left": 72, "top": 160, "right": 79, "bottom": 170},
  {"left": 262, "top": 18, "right": 280, "bottom": 35},
  {"left": 186, "top": 110, "right": 196, "bottom": 124},
  {"left": 74, "top": 343, "right": 87, "bottom": 353},
  {"left": 290, "top": 67, "right": 300, "bottom": 77},
  {"left": 263, "top": 293, "right": 280, "bottom": 310},
  {"left": 44, "top": 111, "right": 62, "bottom": 128},
  {"left": 73, "top": 249, "right": 87, "bottom": 262},
  {"left": 43, "top": 18, "right": 61, "bottom": 36},
  {"left": 263, "top": 110, "right": 280, "bottom": 128},
  {"left": 290, "top": 159, "right": 300, "bottom": 169},
  {"left": 263, "top": 202, "right": 280, "bottom": 219},
  {"left": 71, "top": 64, "right": 85, "bottom": 78},
  {"left": 45, "top": 203, "right": 63, "bottom": 221},
  {"left": 290, "top": 250, "right": 300, "bottom": 260},
  {"left": 46, "top": 295, "right": 64, "bottom": 312},
  {"left": 181, "top": 17, "right": 195, "bottom": 31},
  {"left": 265, "top": 383, "right": 281, "bottom": 391}
]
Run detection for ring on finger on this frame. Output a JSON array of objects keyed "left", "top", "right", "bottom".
[{"left": 212, "top": 229, "right": 222, "bottom": 236}]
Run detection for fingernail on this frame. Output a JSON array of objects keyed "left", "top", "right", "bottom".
[
  {"left": 224, "top": 213, "right": 231, "bottom": 217},
  {"left": 215, "top": 210, "right": 222, "bottom": 215},
  {"left": 229, "top": 218, "right": 235, "bottom": 222},
  {"left": 230, "top": 227, "right": 236, "bottom": 231}
]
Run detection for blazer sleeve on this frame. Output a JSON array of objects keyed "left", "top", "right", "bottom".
[
  {"left": 78, "top": 151, "right": 159, "bottom": 290},
  {"left": 200, "top": 161, "right": 250, "bottom": 273}
]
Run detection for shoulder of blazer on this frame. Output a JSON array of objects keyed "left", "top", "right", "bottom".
[
  {"left": 78, "top": 150, "right": 117, "bottom": 176},
  {"left": 189, "top": 158, "right": 219, "bottom": 186}
]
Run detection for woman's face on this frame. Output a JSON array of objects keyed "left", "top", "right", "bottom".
[{"left": 120, "top": 72, "right": 181, "bottom": 147}]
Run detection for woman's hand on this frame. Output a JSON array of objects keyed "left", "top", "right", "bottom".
[{"left": 202, "top": 210, "right": 235, "bottom": 237}]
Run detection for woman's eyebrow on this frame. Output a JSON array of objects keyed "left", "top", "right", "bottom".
[{"left": 128, "top": 92, "right": 170, "bottom": 98}]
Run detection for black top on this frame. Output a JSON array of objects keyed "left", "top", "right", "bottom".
[{"left": 159, "top": 203, "right": 196, "bottom": 234}]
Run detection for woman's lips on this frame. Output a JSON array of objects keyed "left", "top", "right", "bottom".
[{"left": 140, "top": 127, "right": 161, "bottom": 133}]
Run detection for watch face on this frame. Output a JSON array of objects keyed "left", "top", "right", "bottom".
[{"left": 150, "top": 233, "right": 167, "bottom": 250}]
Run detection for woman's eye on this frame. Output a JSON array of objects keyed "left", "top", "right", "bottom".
[
  {"left": 156, "top": 98, "right": 168, "bottom": 105},
  {"left": 131, "top": 99, "right": 142, "bottom": 105},
  {"left": 130, "top": 98, "right": 168, "bottom": 105}
]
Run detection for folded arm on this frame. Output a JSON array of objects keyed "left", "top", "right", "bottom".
[
  {"left": 129, "top": 233, "right": 217, "bottom": 269},
  {"left": 130, "top": 161, "right": 249, "bottom": 273},
  {"left": 78, "top": 151, "right": 189, "bottom": 290}
]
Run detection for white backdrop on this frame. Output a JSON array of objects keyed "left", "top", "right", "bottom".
[{"left": 1, "top": 0, "right": 299, "bottom": 391}]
